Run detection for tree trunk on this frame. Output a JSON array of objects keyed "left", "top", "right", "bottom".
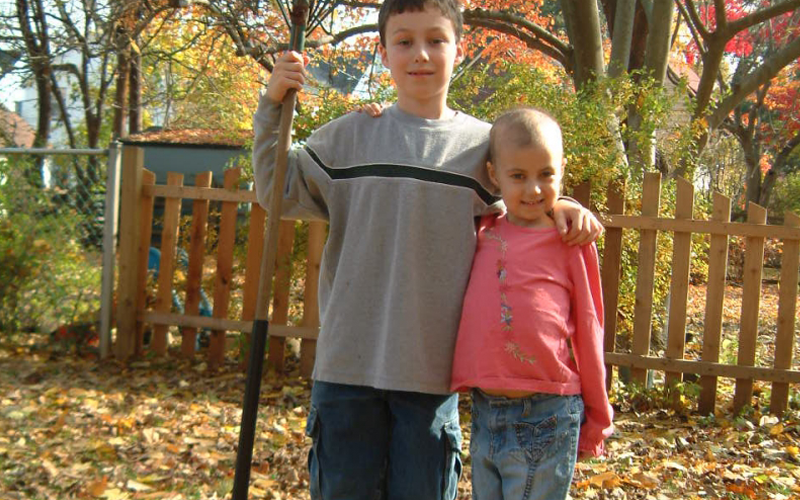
[
  {"left": 608, "top": 0, "right": 636, "bottom": 78},
  {"left": 113, "top": 27, "right": 131, "bottom": 139},
  {"left": 15, "top": 0, "right": 51, "bottom": 187},
  {"left": 561, "top": 0, "right": 605, "bottom": 88},
  {"left": 759, "top": 131, "right": 800, "bottom": 208},
  {"left": 129, "top": 49, "right": 142, "bottom": 135}
]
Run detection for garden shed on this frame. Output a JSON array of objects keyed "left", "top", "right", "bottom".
[{"left": 120, "top": 128, "right": 251, "bottom": 187}]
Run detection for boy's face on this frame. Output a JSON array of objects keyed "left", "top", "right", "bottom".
[
  {"left": 487, "top": 138, "right": 564, "bottom": 228},
  {"left": 378, "top": 5, "right": 463, "bottom": 118}
]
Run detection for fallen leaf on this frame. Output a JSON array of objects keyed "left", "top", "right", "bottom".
[
  {"left": 126, "top": 479, "right": 153, "bottom": 491},
  {"left": 87, "top": 476, "right": 108, "bottom": 497},
  {"left": 588, "top": 471, "right": 621, "bottom": 489}
]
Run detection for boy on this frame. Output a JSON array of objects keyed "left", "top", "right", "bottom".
[{"left": 253, "top": 1, "right": 602, "bottom": 499}]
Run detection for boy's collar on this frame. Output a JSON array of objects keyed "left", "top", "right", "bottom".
[{"left": 388, "top": 104, "right": 461, "bottom": 124}]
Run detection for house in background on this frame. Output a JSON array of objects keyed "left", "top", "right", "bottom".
[
  {"left": 0, "top": 105, "right": 35, "bottom": 148},
  {"left": 120, "top": 128, "right": 252, "bottom": 244},
  {"left": 121, "top": 127, "right": 251, "bottom": 187}
]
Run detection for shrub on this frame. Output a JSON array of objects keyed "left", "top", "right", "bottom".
[{"left": 0, "top": 157, "right": 102, "bottom": 335}]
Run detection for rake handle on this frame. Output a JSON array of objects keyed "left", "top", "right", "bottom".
[{"left": 232, "top": 2, "right": 309, "bottom": 498}]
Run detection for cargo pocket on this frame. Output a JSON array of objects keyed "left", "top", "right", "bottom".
[
  {"left": 514, "top": 414, "right": 557, "bottom": 466},
  {"left": 305, "top": 405, "right": 322, "bottom": 500},
  {"left": 442, "top": 419, "right": 463, "bottom": 500}
]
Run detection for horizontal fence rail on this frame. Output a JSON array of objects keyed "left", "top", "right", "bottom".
[{"left": 115, "top": 146, "right": 800, "bottom": 416}]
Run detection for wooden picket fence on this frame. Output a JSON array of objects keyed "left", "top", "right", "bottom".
[{"left": 114, "top": 147, "right": 800, "bottom": 416}]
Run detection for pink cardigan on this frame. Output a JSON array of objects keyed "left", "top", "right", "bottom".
[{"left": 451, "top": 214, "right": 614, "bottom": 456}]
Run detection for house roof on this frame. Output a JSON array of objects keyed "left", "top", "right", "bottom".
[
  {"left": 122, "top": 128, "right": 251, "bottom": 150},
  {"left": 0, "top": 106, "right": 35, "bottom": 148}
]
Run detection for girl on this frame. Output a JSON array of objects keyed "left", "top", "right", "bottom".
[{"left": 450, "top": 107, "right": 614, "bottom": 500}]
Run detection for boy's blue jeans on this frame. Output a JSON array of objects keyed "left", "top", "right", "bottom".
[
  {"left": 305, "top": 380, "right": 462, "bottom": 500},
  {"left": 469, "top": 389, "right": 583, "bottom": 500}
]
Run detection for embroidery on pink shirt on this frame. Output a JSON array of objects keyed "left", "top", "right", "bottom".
[{"left": 485, "top": 227, "right": 536, "bottom": 365}]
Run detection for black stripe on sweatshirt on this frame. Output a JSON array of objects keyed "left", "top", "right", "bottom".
[{"left": 304, "top": 146, "right": 499, "bottom": 206}]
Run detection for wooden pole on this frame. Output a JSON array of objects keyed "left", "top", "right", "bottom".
[
  {"left": 232, "top": 2, "right": 309, "bottom": 498},
  {"left": 115, "top": 146, "right": 144, "bottom": 360}
]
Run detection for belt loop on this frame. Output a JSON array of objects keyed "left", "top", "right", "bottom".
[{"left": 522, "top": 398, "right": 531, "bottom": 418}]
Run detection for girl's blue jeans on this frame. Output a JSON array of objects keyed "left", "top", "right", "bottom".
[
  {"left": 469, "top": 389, "right": 584, "bottom": 500},
  {"left": 305, "top": 380, "right": 462, "bottom": 500}
]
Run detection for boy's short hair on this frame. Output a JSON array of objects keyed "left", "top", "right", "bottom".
[
  {"left": 378, "top": 0, "right": 464, "bottom": 46},
  {"left": 488, "top": 107, "right": 562, "bottom": 163}
]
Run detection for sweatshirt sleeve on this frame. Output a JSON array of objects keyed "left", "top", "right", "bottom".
[
  {"left": 252, "top": 93, "right": 329, "bottom": 221},
  {"left": 569, "top": 243, "right": 614, "bottom": 457}
]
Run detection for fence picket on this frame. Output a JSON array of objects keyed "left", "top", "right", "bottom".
[
  {"left": 209, "top": 168, "right": 241, "bottom": 369},
  {"left": 631, "top": 172, "right": 661, "bottom": 384},
  {"left": 181, "top": 172, "right": 213, "bottom": 358},
  {"left": 601, "top": 181, "right": 626, "bottom": 390},
  {"left": 240, "top": 204, "right": 267, "bottom": 368},
  {"left": 571, "top": 181, "right": 591, "bottom": 208},
  {"left": 666, "top": 178, "right": 694, "bottom": 392},
  {"left": 268, "top": 220, "right": 296, "bottom": 372},
  {"left": 769, "top": 212, "right": 800, "bottom": 416},
  {"left": 699, "top": 192, "right": 732, "bottom": 415},
  {"left": 301, "top": 221, "right": 326, "bottom": 377},
  {"left": 115, "top": 146, "right": 145, "bottom": 360},
  {"left": 733, "top": 203, "right": 768, "bottom": 413},
  {"left": 135, "top": 170, "right": 156, "bottom": 357},
  {"left": 152, "top": 173, "right": 184, "bottom": 355}
]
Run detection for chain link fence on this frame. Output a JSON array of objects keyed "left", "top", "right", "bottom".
[{"left": 0, "top": 148, "right": 116, "bottom": 344}]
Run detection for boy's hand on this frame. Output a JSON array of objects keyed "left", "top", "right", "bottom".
[
  {"left": 552, "top": 198, "right": 604, "bottom": 245},
  {"left": 353, "top": 102, "right": 390, "bottom": 117},
  {"left": 266, "top": 51, "right": 308, "bottom": 103}
]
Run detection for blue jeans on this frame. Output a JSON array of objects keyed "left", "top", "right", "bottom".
[
  {"left": 305, "top": 380, "right": 462, "bottom": 500},
  {"left": 469, "top": 389, "right": 583, "bottom": 500}
]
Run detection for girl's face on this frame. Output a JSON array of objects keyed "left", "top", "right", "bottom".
[{"left": 487, "top": 141, "right": 563, "bottom": 228}]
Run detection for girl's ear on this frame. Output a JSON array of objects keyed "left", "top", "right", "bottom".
[{"left": 486, "top": 161, "right": 500, "bottom": 188}]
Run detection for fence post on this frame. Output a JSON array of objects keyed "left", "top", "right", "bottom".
[
  {"left": 268, "top": 220, "right": 296, "bottom": 372},
  {"left": 152, "top": 173, "right": 184, "bottom": 355},
  {"left": 665, "top": 178, "right": 694, "bottom": 395},
  {"left": 601, "top": 180, "right": 625, "bottom": 390},
  {"left": 301, "top": 220, "right": 326, "bottom": 377},
  {"left": 209, "top": 168, "right": 242, "bottom": 369},
  {"left": 631, "top": 172, "right": 661, "bottom": 385},
  {"left": 698, "top": 192, "right": 732, "bottom": 415},
  {"left": 769, "top": 211, "right": 800, "bottom": 416},
  {"left": 135, "top": 170, "right": 156, "bottom": 356},
  {"left": 182, "top": 172, "right": 213, "bottom": 358},
  {"left": 733, "top": 202, "right": 767, "bottom": 413},
  {"left": 571, "top": 181, "right": 591, "bottom": 208},
  {"left": 100, "top": 142, "right": 121, "bottom": 359},
  {"left": 115, "top": 146, "right": 144, "bottom": 360}
]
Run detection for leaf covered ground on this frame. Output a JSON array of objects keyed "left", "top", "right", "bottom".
[{"left": 2, "top": 283, "right": 800, "bottom": 500}]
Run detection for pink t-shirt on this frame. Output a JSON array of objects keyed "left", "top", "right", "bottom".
[{"left": 451, "top": 214, "right": 613, "bottom": 456}]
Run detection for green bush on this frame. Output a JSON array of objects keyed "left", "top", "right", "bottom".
[{"left": 0, "top": 157, "right": 102, "bottom": 335}]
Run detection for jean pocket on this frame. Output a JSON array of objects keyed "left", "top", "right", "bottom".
[
  {"left": 514, "top": 414, "right": 557, "bottom": 465},
  {"left": 306, "top": 405, "right": 321, "bottom": 500},
  {"left": 442, "top": 419, "right": 463, "bottom": 500}
]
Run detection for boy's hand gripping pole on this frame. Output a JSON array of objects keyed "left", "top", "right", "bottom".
[{"left": 232, "top": 2, "right": 309, "bottom": 499}]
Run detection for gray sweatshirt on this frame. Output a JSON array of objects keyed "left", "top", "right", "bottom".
[{"left": 253, "top": 95, "right": 501, "bottom": 394}]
